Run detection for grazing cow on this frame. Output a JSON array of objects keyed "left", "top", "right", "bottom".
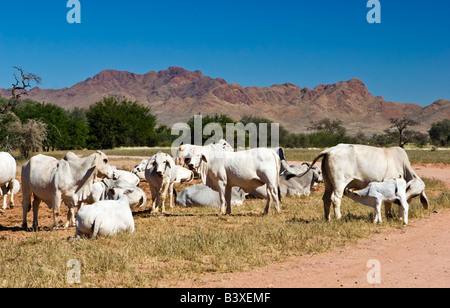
[
  {"left": 145, "top": 153, "right": 194, "bottom": 213},
  {"left": 88, "top": 179, "right": 147, "bottom": 208},
  {"left": 345, "top": 175, "right": 409, "bottom": 225},
  {"left": 248, "top": 163, "right": 323, "bottom": 199},
  {"left": 291, "top": 144, "right": 428, "bottom": 221},
  {"left": 0, "top": 152, "right": 18, "bottom": 211},
  {"left": 21, "top": 151, "right": 114, "bottom": 230},
  {"left": 174, "top": 139, "right": 234, "bottom": 167},
  {"left": 75, "top": 188, "right": 135, "bottom": 239},
  {"left": 132, "top": 159, "right": 148, "bottom": 180},
  {"left": 176, "top": 184, "right": 246, "bottom": 208},
  {"left": 185, "top": 147, "right": 280, "bottom": 215}
]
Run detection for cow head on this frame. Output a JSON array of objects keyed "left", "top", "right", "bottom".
[
  {"left": 94, "top": 151, "right": 114, "bottom": 179},
  {"left": 185, "top": 148, "right": 207, "bottom": 171},
  {"left": 152, "top": 153, "right": 175, "bottom": 177}
]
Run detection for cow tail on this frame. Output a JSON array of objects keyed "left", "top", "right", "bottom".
[
  {"left": 277, "top": 185, "right": 282, "bottom": 203},
  {"left": 287, "top": 152, "right": 328, "bottom": 180}
]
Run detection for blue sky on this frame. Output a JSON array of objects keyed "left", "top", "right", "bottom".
[{"left": 0, "top": 0, "right": 448, "bottom": 106}]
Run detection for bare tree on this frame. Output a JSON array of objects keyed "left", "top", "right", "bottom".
[{"left": 0, "top": 66, "right": 42, "bottom": 114}]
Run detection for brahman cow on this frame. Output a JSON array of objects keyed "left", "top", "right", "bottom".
[
  {"left": 132, "top": 159, "right": 148, "bottom": 181},
  {"left": 75, "top": 188, "right": 135, "bottom": 239},
  {"left": 0, "top": 152, "right": 19, "bottom": 211},
  {"left": 145, "top": 152, "right": 194, "bottom": 213},
  {"left": 291, "top": 144, "right": 428, "bottom": 222},
  {"left": 345, "top": 175, "right": 409, "bottom": 225},
  {"left": 174, "top": 139, "right": 234, "bottom": 167},
  {"left": 176, "top": 184, "right": 246, "bottom": 208},
  {"left": 21, "top": 151, "right": 114, "bottom": 230},
  {"left": 87, "top": 179, "right": 147, "bottom": 208},
  {"left": 185, "top": 147, "right": 281, "bottom": 215}
]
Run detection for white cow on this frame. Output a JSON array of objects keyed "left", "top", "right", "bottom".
[
  {"left": 0, "top": 152, "right": 18, "bottom": 211},
  {"left": 291, "top": 144, "right": 428, "bottom": 221},
  {"left": 21, "top": 151, "right": 114, "bottom": 230},
  {"left": 145, "top": 153, "right": 194, "bottom": 213},
  {"left": 186, "top": 147, "right": 281, "bottom": 215},
  {"left": 345, "top": 175, "right": 409, "bottom": 225},
  {"left": 132, "top": 159, "right": 148, "bottom": 180},
  {"left": 176, "top": 184, "right": 246, "bottom": 208},
  {"left": 111, "top": 166, "right": 140, "bottom": 186},
  {"left": 75, "top": 188, "right": 135, "bottom": 239},
  {"left": 248, "top": 163, "right": 322, "bottom": 199},
  {"left": 174, "top": 139, "right": 234, "bottom": 166},
  {"left": 88, "top": 179, "right": 147, "bottom": 208}
]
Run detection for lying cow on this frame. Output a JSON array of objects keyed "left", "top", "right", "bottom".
[
  {"left": 290, "top": 144, "right": 428, "bottom": 221},
  {"left": 176, "top": 184, "right": 246, "bottom": 208},
  {"left": 345, "top": 175, "right": 409, "bottom": 226},
  {"left": 22, "top": 151, "right": 114, "bottom": 230},
  {"left": 185, "top": 147, "right": 281, "bottom": 215},
  {"left": 75, "top": 187, "right": 135, "bottom": 239},
  {"left": 88, "top": 179, "right": 147, "bottom": 208},
  {"left": 248, "top": 163, "right": 322, "bottom": 199},
  {"left": 145, "top": 152, "right": 194, "bottom": 213},
  {"left": 0, "top": 152, "right": 19, "bottom": 211},
  {"left": 111, "top": 166, "right": 140, "bottom": 187},
  {"left": 132, "top": 159, "right": 148, "bottom": 181}
]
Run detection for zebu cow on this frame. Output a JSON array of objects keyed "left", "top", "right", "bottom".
[
  {"left": 145, "top": 153, "right": 194, "bottom": 213},
  {"left": 0, "top": 152, "right": 18, "bottom": 211},
  {"left": 132, "top": 159, "right": 148, "bottom": 180},
  {"left": 75, "top": 188, "right": 134, "bottom": 239},
  {"left": 174, "top": 139, "right": 234, "bottom": 166},
  {"left": 291, "top": 144, "right": 428, "bottom": 221},
  {"left": 21, "top": 151, "right": 114, "bottom": 230},
  {"left": 88, "top": 179, "right": 147, "bottom": 208},
  {"left": 176, "top": 184, "right": 246, "bottom": 208},
  {"left": 185, "top": 147, "right": 281, "bottom": 215}
]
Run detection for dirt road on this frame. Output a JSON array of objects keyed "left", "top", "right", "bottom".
[{"left": 169, "top": 163, "right": 450, "bottom": 288}]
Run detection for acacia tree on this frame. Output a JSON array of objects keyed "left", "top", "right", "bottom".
[{"left": 387, "top": 117, "right": 420, "bottom": 148}]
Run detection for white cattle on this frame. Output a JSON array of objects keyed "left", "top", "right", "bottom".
[
  {"left": 111, "top": 166, "right": 140, "bottom": 186},
  {"left": 345, "top": 175, "right": 409, "bottom": 225},
  {"left": 291, "top": 144, "right": 428, "bottom": 221},
  {"left": 186, "top": 147, "right": 281, "bottom": 215},
  {"left": 21, "top": 151, "right": 114, "bottom": 230},
  {"left": 88, "top": 179, "right": 147, "bottom": 208},
  {"left": 132, "top": 159, "right": 148, "bottom": 180},
  {"left": 174, "top": 139, "right": 234, "bottom": 167},
  {"left": 176, "top": 184, "right": 246, "bottom": 208},
  {"left": 248, "top": 163, "right": 322, "bottom": 199},
  {"left": 145, "top": 153, "right": 194, "bottom": 213},
  {"left": 75, "top": 188, "right": 135, "bottom": 239},
  {"left": 0, "top": 152, "right": 18, "bottom": 211}
]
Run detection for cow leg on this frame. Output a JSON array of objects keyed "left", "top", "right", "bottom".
[
  {"left": 217, "top": 182, "right": 227, "bottom": 215},
  {"left": 169, "top": 182, "right": 175, "bottom": 209},
  {"left": 266, "top": 185, "right": 281, "bottom": 214},
  {"left": 22, "top": 188, "right": 32, "bottom": 230},
  {"left": 31, "top": 197, "right": 41, "bottom": 231},
  {"left": 2, "top": 194, "right": 7, "bottom": 210},
  {"left": 225, "top": 186, "right": 233, "bottom": 215},
  {"left": 159, "top": 183, "right": 169, "bottom": 214},
  {"left": 65, "top": 207, "right": 76, "bottom": 228},
  {"left": 322, "top": 188, "right": 333, "bottom": 221},
  {"left": 330, "top": 190, "right": 343, "bottom": 220},
  {"left": 52, "top": 193, "right": 62, "bottom": 230},
  {"left": 399, "top": 198, "right": 409, "bottom": 226},
  {"left": 374, "top": 199, "right": 382, "bottom": 224}
]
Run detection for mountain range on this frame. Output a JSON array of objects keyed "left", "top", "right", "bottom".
[{"left": 1, "top": 66, "right": 448, "bottom": 134}]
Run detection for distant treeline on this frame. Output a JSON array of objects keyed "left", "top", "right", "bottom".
[{"left": 0, "top": 96, "right": 449, "bottom": 158}]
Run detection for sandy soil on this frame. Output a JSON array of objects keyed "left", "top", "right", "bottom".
[{"left": 168, "top": 163, "right": 450, "bottom": 288}]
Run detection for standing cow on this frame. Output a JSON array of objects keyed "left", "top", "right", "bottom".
[
  {"left": 0, "top": 152, "right": 18, "bottom": 211},
  {"left": 21, "top": 151, "right": 114, "bottom": 230},
  {"left": 291, "top": 144, "right": 428, "bottom": 222},
  {"left": 185, "top": 147, "right": 281, "bottom": 215}
]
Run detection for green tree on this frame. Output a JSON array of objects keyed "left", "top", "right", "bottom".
[
  {"left": 86, "top": 97, "right": 157, "bottom": 149},
  {"left": 429, "top": 119, "right": 450, "bottom": 147}
]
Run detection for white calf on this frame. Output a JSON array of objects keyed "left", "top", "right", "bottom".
[
  {"left": 345, "top": 176, "right": 409, "bottom": 225},
  {"left": 75, "top": 188, "right": 135, "bottom": 238}
]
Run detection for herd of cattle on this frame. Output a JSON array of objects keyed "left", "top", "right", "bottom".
[{"left": 0, "top": 141, "right": 429, "bottom": 239}]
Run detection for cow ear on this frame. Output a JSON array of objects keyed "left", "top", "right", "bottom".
[
  {"left": 167, "top": 157, "right": 175, "bottom": 169},
  {"left": 201, "top": 153, "right": 208, "bottom": 163}
]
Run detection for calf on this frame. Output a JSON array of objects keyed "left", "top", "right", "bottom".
[
  {"left": 176, "top": 184, "right": 246, "bottom": 208},
  {"left": 344, "top": 176, "right": 409, "bottom": 225},
  {"left": 75, "top": 188, "right": 135, "bottom": 238},
  {"left": 88, "top": 179, "right": 146, "bottom": 208},
  {"left": 0, "top": 152, "right": 18, "bottom": 211}
]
